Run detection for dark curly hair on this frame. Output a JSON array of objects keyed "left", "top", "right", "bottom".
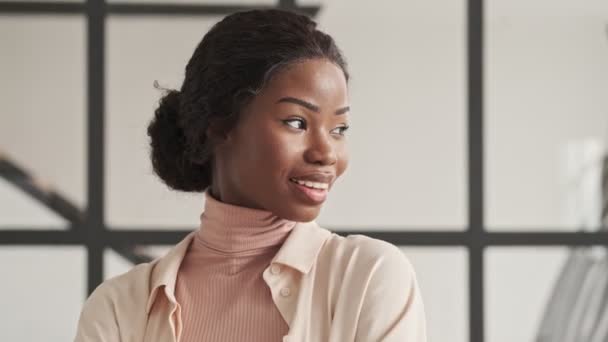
[{"left": 147, "top": 9, "right": 349, "bottom": 192}]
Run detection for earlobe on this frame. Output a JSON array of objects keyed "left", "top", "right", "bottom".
[
  {"left": 206, "top": 123, "right": 232, "bottom": 147},
  {"left": 206, "top": 126, "right": 219, "bottom": 143}
]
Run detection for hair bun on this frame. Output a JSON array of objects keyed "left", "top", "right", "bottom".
[{"left": 147, "top": 89, "right": 211, "bottom": 192}]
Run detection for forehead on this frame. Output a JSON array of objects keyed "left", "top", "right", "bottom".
[{"left": 261, "top": 58, "right": 348, "bottom": 104}]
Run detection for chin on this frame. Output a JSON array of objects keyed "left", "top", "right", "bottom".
[
  {"left": 279, "top": 205, "right": 321, "bottom": 223},
  {"left": 270, "top": 188, "right": 321, "bottom": 222}
]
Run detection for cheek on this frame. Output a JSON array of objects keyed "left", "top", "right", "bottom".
[
  {"left": 238, "top": 127, "right": 298, "bottom": 177},
  {"left": 264, "top": 132, "right": 300, "bottom": 172},
  {"left": 336, "top": 144, "right": 349, "bottom": 177}
]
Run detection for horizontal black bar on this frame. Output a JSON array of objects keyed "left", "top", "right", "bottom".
[
  {"left": 343, "top": 231, "right": 469, "bottom": 246},
  {"left": 0, "top": 229, "right": 84, "bottom": 245},
  {"left": 0, "top": 2, "right": 84, "bottom": 14},
  {"left": 107, "top": 4, "right": 320, "bottom": 16},
  {"left": 317, "top": 231, "right": 608, "bottom": 247},
  {"left": 111, "top": 245, "right": 155, "bottom": 264},
  {"left": 2, "top": 229, "right": 607, "bottom": 246},
  {"left": 109, "top": 226, "right": 466, "bottom": 232},
  {"left": 484, "top": 232, "right": 608, "bottom": 246},
  {"left": 0, "top": 2, "right": 320, "bottom": 16},
  {"left": 104, "top": 230, "right": 190, "bottom": 245}
]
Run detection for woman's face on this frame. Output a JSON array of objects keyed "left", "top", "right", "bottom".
[{"left": 210, "top": 58, "right": 350, "bottom": 222}]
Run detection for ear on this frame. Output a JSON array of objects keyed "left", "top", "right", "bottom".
[{"left": 206, "top": 121, "right": 232, "bottom": 147}]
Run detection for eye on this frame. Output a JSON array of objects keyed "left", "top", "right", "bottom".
[
  {"left": 332, "top": 124, "right": 350, "bottom": 136},
  {"left": 283, "top": 118, "right": 349, "bottom": 136},
  {"left": 283, "top": 118, "right": 306, "bottom": 130}
]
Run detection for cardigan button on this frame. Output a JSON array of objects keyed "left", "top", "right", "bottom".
[
  {"left": 270, "top": 264, "right": 282, "bottom": 275},
  {"left": 280, "top": 287, "right": 291, "bottom": 297}
]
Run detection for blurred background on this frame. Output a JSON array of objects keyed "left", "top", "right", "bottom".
[{"left": 1, "top": 0, "right": 607, "bottom": 341}]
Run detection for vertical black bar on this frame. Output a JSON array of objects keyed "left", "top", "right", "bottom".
[
  {"left": 469, "top": 244, "right": 484, "bottom": 342},
  {"left": 468, "top": 0, "right": 484, "bottom": 229},
  {"left": 86, "top": 0, "right": 106, "bottom": 296},
  {"left": 87, "top": 244, "right": 104, "bottom": 295},
  {"left": 468, "top": 0, "right": 485, "bottom": 342}
]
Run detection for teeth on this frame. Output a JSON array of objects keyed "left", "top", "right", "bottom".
[{"left": 290, "top": 178, "right": 328, "bottom": 190}]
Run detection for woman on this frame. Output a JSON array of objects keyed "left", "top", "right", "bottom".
[{"left": 75, "top": 9, "right": 427, "bottom": 342}]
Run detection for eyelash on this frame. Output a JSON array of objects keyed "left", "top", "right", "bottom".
[{"left": 284, "top": 118, "right": 350, "bottom": 136}]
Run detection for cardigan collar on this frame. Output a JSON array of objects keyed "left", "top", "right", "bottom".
[{"left": 145, "top": 219, "right": 332, "bottom": 314}]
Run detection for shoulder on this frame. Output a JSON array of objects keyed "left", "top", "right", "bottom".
[
  {"left": 83, "top": 231, "right": 195, "bottom": 309},
  {"left": 314, "top": 230, "right": 418, "bottom": 300},
  {"left": 84, "top": 261, "right": 155, "bottom": 309},
  {"left": 75, "top": 262, "right": 157, "bottom": 341},
  {"left": 322, "top": 232, "right": 415, "bottom": 277},
  {"left": 316, "top": 232, "right": 427, "bottom": 341}
]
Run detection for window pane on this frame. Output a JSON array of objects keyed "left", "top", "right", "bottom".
[
  {"left": 106, "top": 1, "right": 466, "bottom": 230},
  {"left": 401, "top": 247, "right": 469, "bottom": 342},
  {"left": 485, "top": 0, "right": 608, "bottom": 230},
  {"left": 106, "top": 2, "right": 466, "bottom": 230},
  {"left": 0, "top": 178, "right": 67, "bottom": 228},
  {"left": 106, "top": 16, "right": 222, "bottom": 228},
  {"left": 0, "top": 15, "right": 86, "bottom": 229},
  {"left": 0, "top": 247, "right": 86, "bottom": 341},
  {"left": 484, "top": 247, "right": 608, "bottom": 342},
  {"left": 316, "top": 0, "right": 466, "bottom": 230}
]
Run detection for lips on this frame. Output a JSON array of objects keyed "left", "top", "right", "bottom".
[
  {"left": 289, "top": 179, "right": 328, "bottom": 204},
  {"left": 289, "top": 172, "right": 335, "bottom": 184}
]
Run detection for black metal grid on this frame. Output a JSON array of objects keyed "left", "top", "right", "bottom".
[{"left": 1, "top": 1, "right": 607, "bottom": 342}]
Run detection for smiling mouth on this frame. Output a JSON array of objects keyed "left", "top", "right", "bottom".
[
  {"left": 289, "top": 178, "right": 328, "bottom": 204},
  {"left": 289, "top": 178, "right": 329, "bottom": 190}
]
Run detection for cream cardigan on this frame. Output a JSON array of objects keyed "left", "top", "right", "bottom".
[{"left": 74, "top": 220, "right": 427, "bottom": 342}]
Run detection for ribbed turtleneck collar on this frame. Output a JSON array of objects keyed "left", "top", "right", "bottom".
[{"left": 195, "top": 188, "right": 297, "bottom": 255}]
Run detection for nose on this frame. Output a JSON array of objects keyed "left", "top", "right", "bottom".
[{"left": 304, "top": 129, "right": 337, "bottom": 166}]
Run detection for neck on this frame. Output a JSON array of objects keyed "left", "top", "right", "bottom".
[{"left": 195, "top": 188, "right": 297, "bottom": 255}]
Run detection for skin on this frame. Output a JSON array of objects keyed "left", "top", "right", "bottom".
[{"left": 207, "top": 58, "right": 350, "bottom": 222}]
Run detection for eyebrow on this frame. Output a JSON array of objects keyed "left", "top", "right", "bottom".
[{"left": 276, "top": 97, "right": 350, "bottom": 115}]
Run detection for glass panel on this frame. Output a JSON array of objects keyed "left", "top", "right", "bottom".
[
  {"left": 106, "top": 16, "right": 222, "bottom": 228},
  {"left": 0, "top": 247, "right": 86, "bottom": 341},
  {"left": 485, "top": 0, "right": 608, "bottom": 230},
  {"left": 107, "top": 0, "right": 466, "bottom": 230},
  {"left": 0, "top": 16, "right": 87, "bottom": 229},
  {"left": 485, "top": 247, "right": 608, "bottom": 342},
  {"left": 401, "top": 246, "right": 468, "bottom": 342},
  {"left": 315, "top": 0, "right": 466, "bottom": 230},
  {"left": 0, "top": 178, "right": 67, "bottom": 228}
]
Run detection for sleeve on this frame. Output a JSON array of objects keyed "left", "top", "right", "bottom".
[
  {"left": 354, "top": 244, "right": 427, "bottom": 342},
  {"left": 74, "top": 283, "right": 122, "bottom": 342}
]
